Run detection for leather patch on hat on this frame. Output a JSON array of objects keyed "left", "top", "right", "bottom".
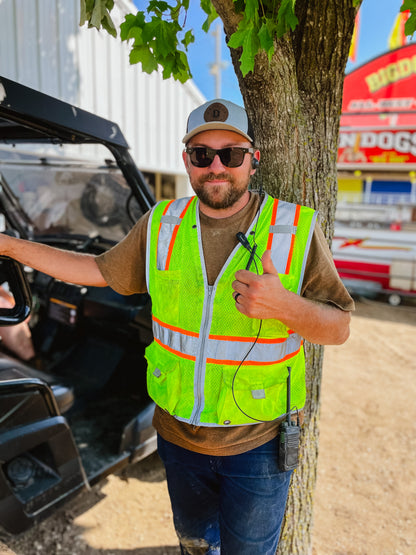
[{"left": 204, "top": 102, "right": 229, "bottom": 122}]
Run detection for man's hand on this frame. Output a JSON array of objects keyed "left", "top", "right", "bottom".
[
  {"left": 232, "top": 250, "right": 290, "bottom": 320},
  {"left": 232, "top": 249, "right": 351, "bottom": 345}
]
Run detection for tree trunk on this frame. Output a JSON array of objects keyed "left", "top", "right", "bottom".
[{"left": 213, "top": 1, "right": 359, "bottom": 552}]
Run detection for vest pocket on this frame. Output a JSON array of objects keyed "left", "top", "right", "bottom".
[
  {"left": 216, "top": 366, "right": 288, "bottom": 425},
  {"left": 145, "top": 344, "right": 182, "bottom": 416},
  {"left": 153, "top": 269, "right": 181, "bottom": 325}
]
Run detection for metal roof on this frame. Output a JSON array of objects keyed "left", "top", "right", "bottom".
[{"left": 0, "top": 76, "right": 129, "bottom": 148}]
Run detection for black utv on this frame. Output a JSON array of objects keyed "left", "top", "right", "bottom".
[{"left": 0, "top": 76, "right": 157, "bottom": 534}]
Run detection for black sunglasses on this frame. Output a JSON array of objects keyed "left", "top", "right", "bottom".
[{"left": 185, "top": 146, "right": 255, "bottom": 168}]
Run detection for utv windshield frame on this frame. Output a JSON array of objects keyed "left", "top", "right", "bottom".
[{"left": 0, "top": 76, "right": 155, "bottom": 215}]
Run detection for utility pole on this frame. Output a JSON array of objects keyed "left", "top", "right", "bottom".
[{"left": 209, "top": 22, "right": 229, "bottom": 98}]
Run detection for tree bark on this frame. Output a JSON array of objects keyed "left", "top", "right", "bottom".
[{"left": 212, "top": 1, "right": 359, "bottom": 553}]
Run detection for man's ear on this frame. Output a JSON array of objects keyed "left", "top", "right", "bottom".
[
  {"left": 182, "top": 149, "right": 190, "bottom": 172},
  {"left": 250, "top": 150, "right": 260, "bottom": 175}
]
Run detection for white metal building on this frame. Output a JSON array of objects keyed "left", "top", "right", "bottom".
[{"left": 0, "top": 0, "right": 206, "bottom": 199}]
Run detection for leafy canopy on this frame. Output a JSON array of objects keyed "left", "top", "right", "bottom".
[
  {"left": 402, "top": 0, "right": 416, "bottom": 36},
  {"left": 79, "top": 0, "right": 416, "bottom": 81},
  {"left": 80, "top": 0, "right": 117, "bottom": 37}
]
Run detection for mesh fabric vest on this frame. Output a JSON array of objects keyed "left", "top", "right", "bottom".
[{"left": 145, "top": 194, "right": 317, "bottom": 426}]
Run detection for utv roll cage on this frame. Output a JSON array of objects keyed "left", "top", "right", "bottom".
[{"left": 0, "top": 75, "right": 155, "bottom": 213}]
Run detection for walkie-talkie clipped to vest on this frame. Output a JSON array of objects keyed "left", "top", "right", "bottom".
[{"left": 278, "top": 366, "right": 300, "bottom": 471}]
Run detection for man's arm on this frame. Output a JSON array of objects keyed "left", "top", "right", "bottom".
[
  {"left": 232, "top": 250, "right": 351, "bottom": 345},
  {"left": 0, "top": 234, "right": 108, "bottom": 287}
]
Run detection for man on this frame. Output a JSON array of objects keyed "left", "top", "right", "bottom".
[{"left": 0, "top": 99, "right": 353, "bottom": 554}]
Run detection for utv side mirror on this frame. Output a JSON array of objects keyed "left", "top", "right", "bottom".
[{"left": 0, "top": 256, "right": 32, "bottom": 325}]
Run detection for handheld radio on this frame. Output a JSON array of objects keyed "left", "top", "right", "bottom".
[{"left": 278, "top": 366, "right": 300, "bottom": 472}]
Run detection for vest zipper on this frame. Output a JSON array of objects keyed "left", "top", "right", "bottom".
[{"left": 190, "top": 284, "right": 214, "bottom": 425}]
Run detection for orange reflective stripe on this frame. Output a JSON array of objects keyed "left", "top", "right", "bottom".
[
  {"left": 266, "top": 199, "right": 279, "bottom": 250},
  {"left": 152, "top": 315, "right": 199, "bottom": 338},
  {"left": 153, "top": 318, "right": 295, "bottom": 344},
  {"left": 206, "top": 344, "right": 302, "bottom": 366},
  {"left": 293, "top": 203, "right": 301, "bottom": 226},
  {"left": 154, "top": 337, "right": 196, "bottom": 361},
  {"left": 165, "top": 197, "right": 194, "bottom": 271},
  {"left": 152, "top": 316, "right": 299, "bottom": 363},
  {"left": 284, "top": 204, "right": 301, "bottom": 274},
  {"left": 209, "top": 333, "right": 287, "bottom": 344},
  {"left": 156, "top": 200, "right": 174, "bottom": 267}
]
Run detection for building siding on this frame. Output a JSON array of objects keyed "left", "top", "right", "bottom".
[{"left": 0, "top": 0, "right": 205, "bottom": 176}]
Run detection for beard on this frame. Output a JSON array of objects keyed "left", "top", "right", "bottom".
[{"left": 190, "top": 170, "right": 251, "bottom": 210}]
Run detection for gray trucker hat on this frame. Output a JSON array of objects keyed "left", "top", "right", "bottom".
[{"left": 182, "top": 99, "right": 254, "bottom": 144}]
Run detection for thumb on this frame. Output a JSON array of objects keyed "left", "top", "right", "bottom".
[{"left": 261, "top": 250, "right": 279, "bottom": 276}]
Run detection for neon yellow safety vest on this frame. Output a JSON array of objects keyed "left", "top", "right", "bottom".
[{"left": 145, "top": 193, "right": 317, "bottom": 426}]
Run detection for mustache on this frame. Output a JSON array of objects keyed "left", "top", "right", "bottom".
[{"left": 200, "top": 172, "right": 234, "bottom": 182}]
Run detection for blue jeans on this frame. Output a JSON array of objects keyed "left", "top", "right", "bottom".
[{"left": 157, "top": 434, "right": 293, "bottom": 555}]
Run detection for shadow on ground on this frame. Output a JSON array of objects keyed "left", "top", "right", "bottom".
[
  {"left": 352, "top": 296, "right": 416, "bottom": 326},
  {"left": 3, "top": 452, "right": 174, "bottom": 555}
]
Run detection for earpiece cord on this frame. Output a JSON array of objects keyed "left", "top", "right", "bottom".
[
  {"left": 250, "top": 190, "right": 263, "bottom": 245},
  {"left": 232, "top": 185, "right": 280, "bottom": 423},
  {"left": 244, "top": 190, "right": 263, "bottom": 270},
  {"left": 231, "top": 344, "right": 298, "bottom": 423},
  {"left": 231, "top": 320, "right": 269, "bottom": 423}
]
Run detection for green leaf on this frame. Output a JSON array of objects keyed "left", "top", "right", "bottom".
[
  {"left": 79, "top": 0, "right": 116, "bottom": 35},
  {"left": 231, "top": 21, "right": 260, "bottom": 76},
  {"left": 258, "top": 21, "right": 274, "bottom": 61},
  {"left": 200, "top": 0, "right": 218, "bottom": 32},
  {"left": 148, "top": 19, "right": 181, "bottom": 57},
  {"left": 79, "top": 0, "right": 92, "bottom": 26},
  {"left": 174, "top": 50, "right": 192, "bottom": 82},
  {"left": 148, "top": 0, "right": 171, "bottom": 13},
  {"left": 160, "top": 50, "right": 191, "bottom": 82},
  {"left": 227, "top": 18, "right": 250, "bottom": 50},
  {"left": 405, "top": 13, "right": 416, "bottom": 36},
  {"left": 89, "top": 0, "right": 116, "bottom": 35},
  {"left": 244, "top": 0, "right": 259, "bottom": 21},
  {"left": 161, "top": 53, "right": 176, "bottom": 79},
  {"left": 276, "top": 0, "right": 298, "bottom": 37},
  {"left": 181, "top": 29, "right": 195, "bottom": 49},
  {"left": 401, "top": 0, "right": 416, "bottom": 11},
  {"left": 242, "top": 31, "right": 260, "bottom": 75},
  {"left": 127, "top": 26, "right": 144, "bottom": 45},
  {"left": 101, "top": 10, "right": 117, "bottom": 37},
  {"left": 402, "top": 0, "right": 416, "bottom": 35},
  {"left": 120, "top": 12, "right": 145, "bottom": 41},
  {"left": 130, "top": 45, "right": 158, "bottom": 73},
  {"left": 233, "top": 0, "right": 246, "bottom": 13}
]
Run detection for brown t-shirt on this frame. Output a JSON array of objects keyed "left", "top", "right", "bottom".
[{"left": 96, "top": 193, "right": 354, "bottom": 456}]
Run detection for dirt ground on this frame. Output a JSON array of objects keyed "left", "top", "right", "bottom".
[{"left": 1, "top": 297, "right": 415, "bottom": 555}]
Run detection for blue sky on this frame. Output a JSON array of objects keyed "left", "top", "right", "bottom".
[
  {"left": 185, "top": 0, "right": 408, "bottom": 105},
  {"left": 133, "top": 1, "right": 410, "bottom": 106}
]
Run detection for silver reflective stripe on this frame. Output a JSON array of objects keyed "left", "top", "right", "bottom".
[
  {"left": 251, "top": 389, "right": 266, "bottom": 399},
  {"left": 152, "top": 319, "right": 200, "bottom": 358},
  {"left": 206, "top": 332, "right": 302, "bottom": 363},
  {"left": 190, "top": 283, "right": 215, "bottom": 424},
  {"left": 156, "top": 197, "right": 193, "bottom": 270},
  {"left": 270, "top": 224, "right": 297, "bottom": 234},
  {"left": 161, "top": 215, "right": 182, "bottom": 225},
  {"left": 146, "top": 201, "right": 163, "bottom": 291},
  {"left": 269, "top": 201, "right": 298, "bottom": 274},
  {"left": 189, "top": 207, "right": 210, "bottom": 425},
  {"left": 152, "top": 318, "right": 302, "bottom": 364},
  {"left": 297, "top": 210, "right": 318, "bottom": 294}
]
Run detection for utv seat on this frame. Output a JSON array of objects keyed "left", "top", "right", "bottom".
[{"left": 0, "top": 356, "right": 74, "bottom": 414}]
